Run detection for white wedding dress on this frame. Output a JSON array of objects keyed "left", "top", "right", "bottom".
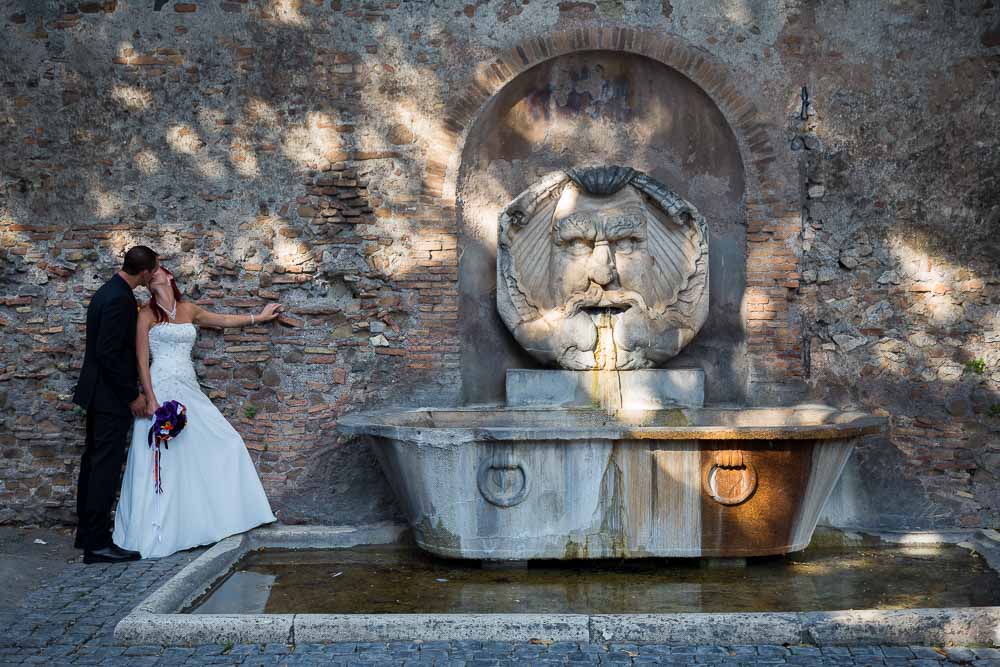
[{"left": 113, "top": 322, "right": 276, "bottom": 558}]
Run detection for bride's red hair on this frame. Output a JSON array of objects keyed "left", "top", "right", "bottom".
[{"left": 149, "top": 267, "right": 184, "bottom": 324}]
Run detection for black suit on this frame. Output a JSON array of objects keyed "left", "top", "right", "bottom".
[{"left": 72, "top": 273, "right": 140, "bottom": 550}]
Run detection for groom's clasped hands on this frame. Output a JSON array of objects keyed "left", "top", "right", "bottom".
[{"left": 129, "top": 394, "right": 148, "bottom": 418}]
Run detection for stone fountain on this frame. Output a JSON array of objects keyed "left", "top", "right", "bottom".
[{"left": 340, "top": 166, "right": 887, "bottom": 561}]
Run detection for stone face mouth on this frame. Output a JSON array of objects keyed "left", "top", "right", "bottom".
[{"left": 583, "top": 304, "right": 632, "bottom": 317}]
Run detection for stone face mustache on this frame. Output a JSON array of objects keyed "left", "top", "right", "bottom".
[{"left": 561, "top": 283, "right": 649, "bottom": 319}]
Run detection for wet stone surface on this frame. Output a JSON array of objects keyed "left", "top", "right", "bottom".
[
  {"left": 1, "top": 546, "right": 999, "bottom": 666},
  {"left": 189, "top": 543, "right": 1000, "bottom": 615}
]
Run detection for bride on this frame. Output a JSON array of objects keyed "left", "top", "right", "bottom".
[{"left": 113, "top": 265, "right": 282, "bottom": 558}]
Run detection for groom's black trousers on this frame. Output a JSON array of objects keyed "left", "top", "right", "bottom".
[{"left": 75, "top": 408, "right": 133, "bottom": 550}]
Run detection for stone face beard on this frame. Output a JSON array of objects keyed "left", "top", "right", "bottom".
[
  {"left": 550, "top": 196, "right": 651, "bottom": 369},
  {"left": 497, "top": 167, "right": 709, "bottom": 371}
]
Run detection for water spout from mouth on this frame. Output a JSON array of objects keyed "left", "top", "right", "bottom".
[
  {"left": 562, "top": 284, "right": 643, "bottom": 412},
  {"left": 593, "top": 311, "right": 617, "bottom": 371},
  {"left": 593, "top": 311, "right": 623, "bottom": 414},
  {"left": 582, "top": 304, "right": 632, "bottom": 319},
  {"left": 564, "top": 285, "right": 648, "bottom": 319}
]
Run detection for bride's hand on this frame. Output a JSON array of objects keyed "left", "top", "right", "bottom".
[
  {"left": 145, "top": 395, "right": 159, "bottom": 418},
  {"left": 257, "top": 303, "right": 284, "bottom": 323}
]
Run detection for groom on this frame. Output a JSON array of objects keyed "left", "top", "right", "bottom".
[{"left": 72, "top": 246, "right": 158, "bottom": 564}]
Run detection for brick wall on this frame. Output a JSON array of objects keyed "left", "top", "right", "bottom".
[{"left": 1, "top": 0, "right": 997, "bottom": 530}]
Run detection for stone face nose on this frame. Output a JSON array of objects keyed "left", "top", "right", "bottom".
[{"left": 588, "top": 240, "right": 617, "bottom": 286}]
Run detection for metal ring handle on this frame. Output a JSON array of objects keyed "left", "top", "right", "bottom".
[{"left": 477, "top": 457, "right": 531, "bottom": 508}]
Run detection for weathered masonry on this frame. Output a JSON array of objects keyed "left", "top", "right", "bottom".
[{"left": 0, "top": 2, "right": 998, "bottom": 532}]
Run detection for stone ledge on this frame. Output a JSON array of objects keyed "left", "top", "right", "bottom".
[
  {"left": 116, "top": 612, "right": 295, "bottom": 646},
  {"left": 592, "top": 607, "right": 1000, "bottom": 645},
  {"left": 296, "top": 614, "right": 589, "bottom": 643},
  {"left": 506, "top": 369, "right": 705, "bottom": 409},
  {"left": 118, "top": 608, "right": 1000, "bottom": 647}
]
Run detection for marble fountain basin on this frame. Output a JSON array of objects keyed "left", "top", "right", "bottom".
[{"left": 339, "top": 405, "right": 888, "bottom": 561}]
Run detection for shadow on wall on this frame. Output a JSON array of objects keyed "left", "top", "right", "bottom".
[
  {"left": 270, "top": 440, "right": 404, "bottom": 526},
  {"left": 803, "top": 59, "right": 1000, "bottom": 529},
  {"left": 0, "top": 1, "right": 481, "bottom": 525}
]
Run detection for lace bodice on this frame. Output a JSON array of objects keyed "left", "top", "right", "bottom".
[{"left": 149, "top": 322, "right": 198, "bottom": 386}]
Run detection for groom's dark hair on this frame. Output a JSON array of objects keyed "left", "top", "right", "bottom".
[{"left": 122, "top": 245, "right": 158, "bottom": 275}]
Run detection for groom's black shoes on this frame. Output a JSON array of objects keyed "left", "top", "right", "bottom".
[
  {"left": 83, "top": 544, "right": 141, "bottom": 564},
  {"left": 114, "top": 545, "right": 141, "bottom": 559}
]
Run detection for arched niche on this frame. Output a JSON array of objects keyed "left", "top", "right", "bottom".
[{"left": 456, "top": 50, "right": 748, "bottom": 404}]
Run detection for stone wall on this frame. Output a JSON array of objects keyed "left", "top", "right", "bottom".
[{"left": 0, "top": 0, "right": 997, "bottom": 531}]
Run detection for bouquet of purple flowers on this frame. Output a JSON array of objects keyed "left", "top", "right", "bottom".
[{"left": 147, "top": 400, "right": 187, "bottom": 494}]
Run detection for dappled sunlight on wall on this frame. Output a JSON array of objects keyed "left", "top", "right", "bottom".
[
  {"left": 272, "top": 234, "right": 311, "bottom": 272},
  {"left": 165, "top": 123, "right": 205, "bottom": 155},
  {"left": 164, "top": 123, "right": 226, "bottom": 181},
  {"left": 132, "top": 149, "right": 161, "bottom": 175},
  {"left": 110, "top": 84, "right": 152, "bottom": 111},
  {"left": 281, "top": 112, "right": 343, "bottom": 167},
  {"left": 262, "top": 0, "right": 308, "bottom": 27},
  {"left": 106, "top": 229, "right": 139, "bottom": 259},
  {"left": 721, "top": 0, "right": 753, "bottom": 24},
  {"left": 244, "top": 98, "right": 281, "bottom": 127},
  {"left": 888, "top": 235, "right": 985, "bottom": 286},
  {"left": 86, "top": 183, "right": 124, "bottom": 220},
  {"left": 229, "top": 140, "right": 261, "bottom": 179}
]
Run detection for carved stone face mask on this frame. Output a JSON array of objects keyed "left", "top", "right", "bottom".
[{"left": 497, "top": 167, "right": 709, "bottom": 370}]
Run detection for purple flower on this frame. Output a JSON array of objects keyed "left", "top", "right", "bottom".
[
  {"left": 148, "top": 400, "right": 188, "bottom": 449},
  {"left": 147, "top": 400, "right": 187, "bottom": 495}
]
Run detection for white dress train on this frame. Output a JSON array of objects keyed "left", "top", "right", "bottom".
[{"left": 113, "top": 322, "right": 276, "bottom": 558}]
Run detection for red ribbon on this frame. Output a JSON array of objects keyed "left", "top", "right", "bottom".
[{"left": 153, "top": 445, "right": 163, "bottom": 495}]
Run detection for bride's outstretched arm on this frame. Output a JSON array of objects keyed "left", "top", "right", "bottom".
[
  {"left": 136, "top": 308, "right": 158, "bottom": 418},
  {"left": 191, "top": 302, "right": 284, "bottom": 329}
]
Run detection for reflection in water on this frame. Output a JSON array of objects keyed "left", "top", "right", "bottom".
[
  {"left": 187, "top": 543, "right": 1000, "bottom": 615},
  {"left": 191, "top": 571, "right": 275, "bottom": 615}
]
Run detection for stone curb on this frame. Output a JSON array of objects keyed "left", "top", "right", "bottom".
[
  {"left": 800, "top": 608, "right": 1000, "bottom": 646},
  {"left": 114, "top": 525, "right": 1000, "bottom": 647},
  {"left": 133, "top": 534, "right": 248, "bottom": 615},
  {"left": 245, "top": 522, "right": 408, "bottom": 551},
  {"left": 115, "top": 612, "right": 295, "bottom": 646},
  {"left": 593, "top": 609, "right": 1000, "bottom": 646},
  {"left": 117, "top": 608, "right": 1000, "bottom": 647},
  {"left": 295, "top": 614, "right": 590, "bottom": 643},
  {"left": 590, "top": 613, "right": 802, "bottom": 645}
]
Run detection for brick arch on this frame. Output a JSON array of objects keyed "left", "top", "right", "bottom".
[
  {"left": 412, "top": 28, "right": 804, "bottom": 397},
  {"left": 431, "top": 28, "right": 792, "bottom": 204}
]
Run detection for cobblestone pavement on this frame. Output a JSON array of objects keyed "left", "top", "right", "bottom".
[{"left": 1, "top": 549, "right": 998, "bottom": 666}]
